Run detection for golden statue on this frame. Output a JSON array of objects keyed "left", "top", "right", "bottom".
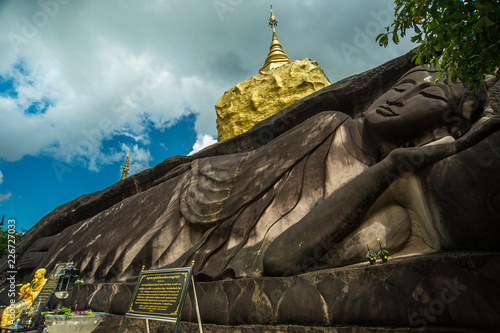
[{"left": 1, "top": 268, "right": 47, "bottom": 327}]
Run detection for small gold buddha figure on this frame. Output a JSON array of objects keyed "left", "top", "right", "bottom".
[{"left": 1, "top": 268, "right": 47, "bottom": 327}]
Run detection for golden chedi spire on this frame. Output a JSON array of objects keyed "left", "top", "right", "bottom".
[
  {"left": 120, "top": 147, "right": 131, "bottom": 180},
  {"left": 215, "top": 5, "right": 331, "bottom": 142},
  {"left": 259, "top": 5, "right": 291, "bottom": 73}
]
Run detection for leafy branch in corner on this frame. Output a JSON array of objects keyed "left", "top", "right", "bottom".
[{"left": 377, "top": 0, "right": 499, "bottom": 90}]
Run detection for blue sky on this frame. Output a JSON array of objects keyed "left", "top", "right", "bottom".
[{"left": 0, "top": 0, "right": 414, "bottom": 232}]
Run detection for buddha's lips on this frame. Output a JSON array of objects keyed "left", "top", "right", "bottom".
[{"left": 376, "top": 105, "right": 398, "bottom": 116}]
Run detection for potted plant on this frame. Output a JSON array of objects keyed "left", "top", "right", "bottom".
[{"left": 41, "top": 307, "right": 104, "bottom": 333}]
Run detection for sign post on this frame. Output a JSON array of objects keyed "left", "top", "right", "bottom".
[{"left": 119, "top": 262, "right": 203, "bottom": 333}]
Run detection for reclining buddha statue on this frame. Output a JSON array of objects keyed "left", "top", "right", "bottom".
[{"left": 15, "top": 66, "right": 500, "bottom": 282}]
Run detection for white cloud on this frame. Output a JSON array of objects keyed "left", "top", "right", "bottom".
[
  {"left": 129, "top": 145, "right": 152, "bottom": 176},
  {"left": 0, "top": 0, "right": 414, "bottom": 171},
  {"left": 189, "top": 135, "right": 217, "bottom": 155},
  {"left": 0, "top": 192, "right": 11, "bottom": 202},
  {"left": 0, "top": 1, "right": 226, "bottom": 170},
  {"left": 0, "top": 170, "right": 10, "bottom": 202},
  {"left": 0, "top": 37, "right": 222, "bottom": 169}
]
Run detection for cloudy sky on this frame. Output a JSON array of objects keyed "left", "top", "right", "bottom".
[{"left": 0, "top": 0, "right": 414, "bottom": 231}]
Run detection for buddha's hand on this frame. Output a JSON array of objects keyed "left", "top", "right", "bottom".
[{"left": 384, "top": 115, "right": 500, "bottom": 178}]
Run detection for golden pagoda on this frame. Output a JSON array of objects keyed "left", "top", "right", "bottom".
[
  {"left": 215, "top": 5, "right": 331, "bottom": 141},
  {"left": 259, "top": 5, "right": 291, "bottom": 73},
  {"left": 120, "top": 147, "right": 130, "bottom": 180}
]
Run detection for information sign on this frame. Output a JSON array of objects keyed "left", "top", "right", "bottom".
[
  {"left": 127, "top": 267, "right": 191, "bottom": 320},
  {"left": 119, "top": 265, "right": 202, "bottom": 333}
]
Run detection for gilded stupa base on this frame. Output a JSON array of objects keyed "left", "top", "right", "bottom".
[{"left": 216, "top": 58, "right": 331, "bottom": 141}]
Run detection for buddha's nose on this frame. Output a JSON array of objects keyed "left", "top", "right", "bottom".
[{"left": 387, "top": 98, "right": 406, "bottom": 107}]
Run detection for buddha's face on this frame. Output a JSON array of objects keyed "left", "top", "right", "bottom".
[{"left": 364, "top": 69, "right": 465, "bottom": 145}]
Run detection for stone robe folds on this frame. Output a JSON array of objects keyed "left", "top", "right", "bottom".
[{"left": 24, "top": 112, "right": 375, "bottom": 281}]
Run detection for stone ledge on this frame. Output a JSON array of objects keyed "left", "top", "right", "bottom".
[
  {"left": 94, "top": 313, "right": 488, "bottom": 333},
  {"left": 64, "top": 251, "right": 500, "bottom": 332}
]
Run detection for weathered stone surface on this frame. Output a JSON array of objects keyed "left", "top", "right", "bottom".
[
  {"left": 94, "top": 313, "right": 485, "bottom": 333},
  {"left": 222, "top": 280, "right": 242, "bottom": 309},
  {"left": 262, "top": 278, "right": 286, "bottom": 313},
  {"left": 478, "top": 256, "right": 500, "bottom": 282},
  {"left": 316, "top": 273, "right": 345, "bottom": 323},
  {"left": 108, "top": 284, "right": 134, "bottom": 315},
  {"left": 419, "top": 130, "right": 500, "bottom": 251},
  {"left": 182, "top": 282, "right": 207, "bottom": 323},
  {"left": 229, "top": 280, "right": 272, "bottom": 325},
  {"left": 485, "top": 76, "right": 500, "bottom": 115},
  {"left": 385, "top": 266, "right": 423, "bottom": 297},
  {"left": 198, "top": 283, "right": 229, "bottom": 325},
  {"left": 276, "top": 277, "right": 328, "bottom": 325},
  {"left": 408, "top": 261, "right": 500, "bottom": 331},
  {"left": 216, "top": 58, "right": 331, "bottom": 141},
  {"left": 332, "top": 273, "right": 408, "bottom": 326}
]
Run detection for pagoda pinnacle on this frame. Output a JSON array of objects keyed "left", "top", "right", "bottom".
[
  {"left": 120, "top": 147, "right": 131, "bottom": 180},
  {"left": 259, "top": 5, "right": 291, "bottom": 73}
]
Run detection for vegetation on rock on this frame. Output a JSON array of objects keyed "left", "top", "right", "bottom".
[
  {"left": 0, "top": 228, "right": 24, "bottom": 254},
  {"left": 377, "top": 0, "right": 499, "bottom": 90}
]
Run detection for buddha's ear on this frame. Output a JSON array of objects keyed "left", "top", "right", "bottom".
[
  {"left": 459, "top": 88, "right": 488, "bottom": 123},
  {"left": 460, "top": 95, "right": 479, "bottom": 121},
  {"left": 460, "top": 78, "right": 492, "bottom": 121}
]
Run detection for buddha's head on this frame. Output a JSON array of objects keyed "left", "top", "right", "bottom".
[{"left": 363, "top": 66, "right": 484, "bottom": 156}]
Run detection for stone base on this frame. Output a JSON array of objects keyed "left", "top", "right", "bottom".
[
  {"left": 66, "top": 251, "right": 500, "bottom": 332},
  {"left": 94, "top": 314, "right": 487, "bottom": 333},
  {"left": 216, "top": 58, "right": 331, "bottom": 141}
]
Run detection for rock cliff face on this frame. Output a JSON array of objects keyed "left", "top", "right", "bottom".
[{"left": 216, "top": 58, "right": 331, "bottom": 141}]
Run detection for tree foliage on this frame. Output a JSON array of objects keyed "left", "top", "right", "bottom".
[
  {"left": 0, "top": 228, "right": 25, "bottom": 254},
  {"left": 377, "top": 0, "right": 500, "bottom": 90}
]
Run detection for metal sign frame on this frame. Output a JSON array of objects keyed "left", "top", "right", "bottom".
[{"left": 118, "top": 265, "right": 202, "bottom": 333}]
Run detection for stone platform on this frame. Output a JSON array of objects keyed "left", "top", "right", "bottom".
[
  {"left": 66, "top": 251, "right": 499, "bottom": 332},
  {"left": 94, "top": 315, "right": 490, "bottom": 333}
]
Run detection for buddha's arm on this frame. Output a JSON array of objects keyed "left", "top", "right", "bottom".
[
  {"left": 263, "top": 116, "right": 500, "bottom": 276},
  {"left": 263, "top": 155, "right": 396, "bottom": 276}
]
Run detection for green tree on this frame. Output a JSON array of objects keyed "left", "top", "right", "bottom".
[
  {"left": 0, "top": 228, "right": 25, "bottom": 254},
  {"left": 377, "top": 0, "right": 499, "bottom": 90}
]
